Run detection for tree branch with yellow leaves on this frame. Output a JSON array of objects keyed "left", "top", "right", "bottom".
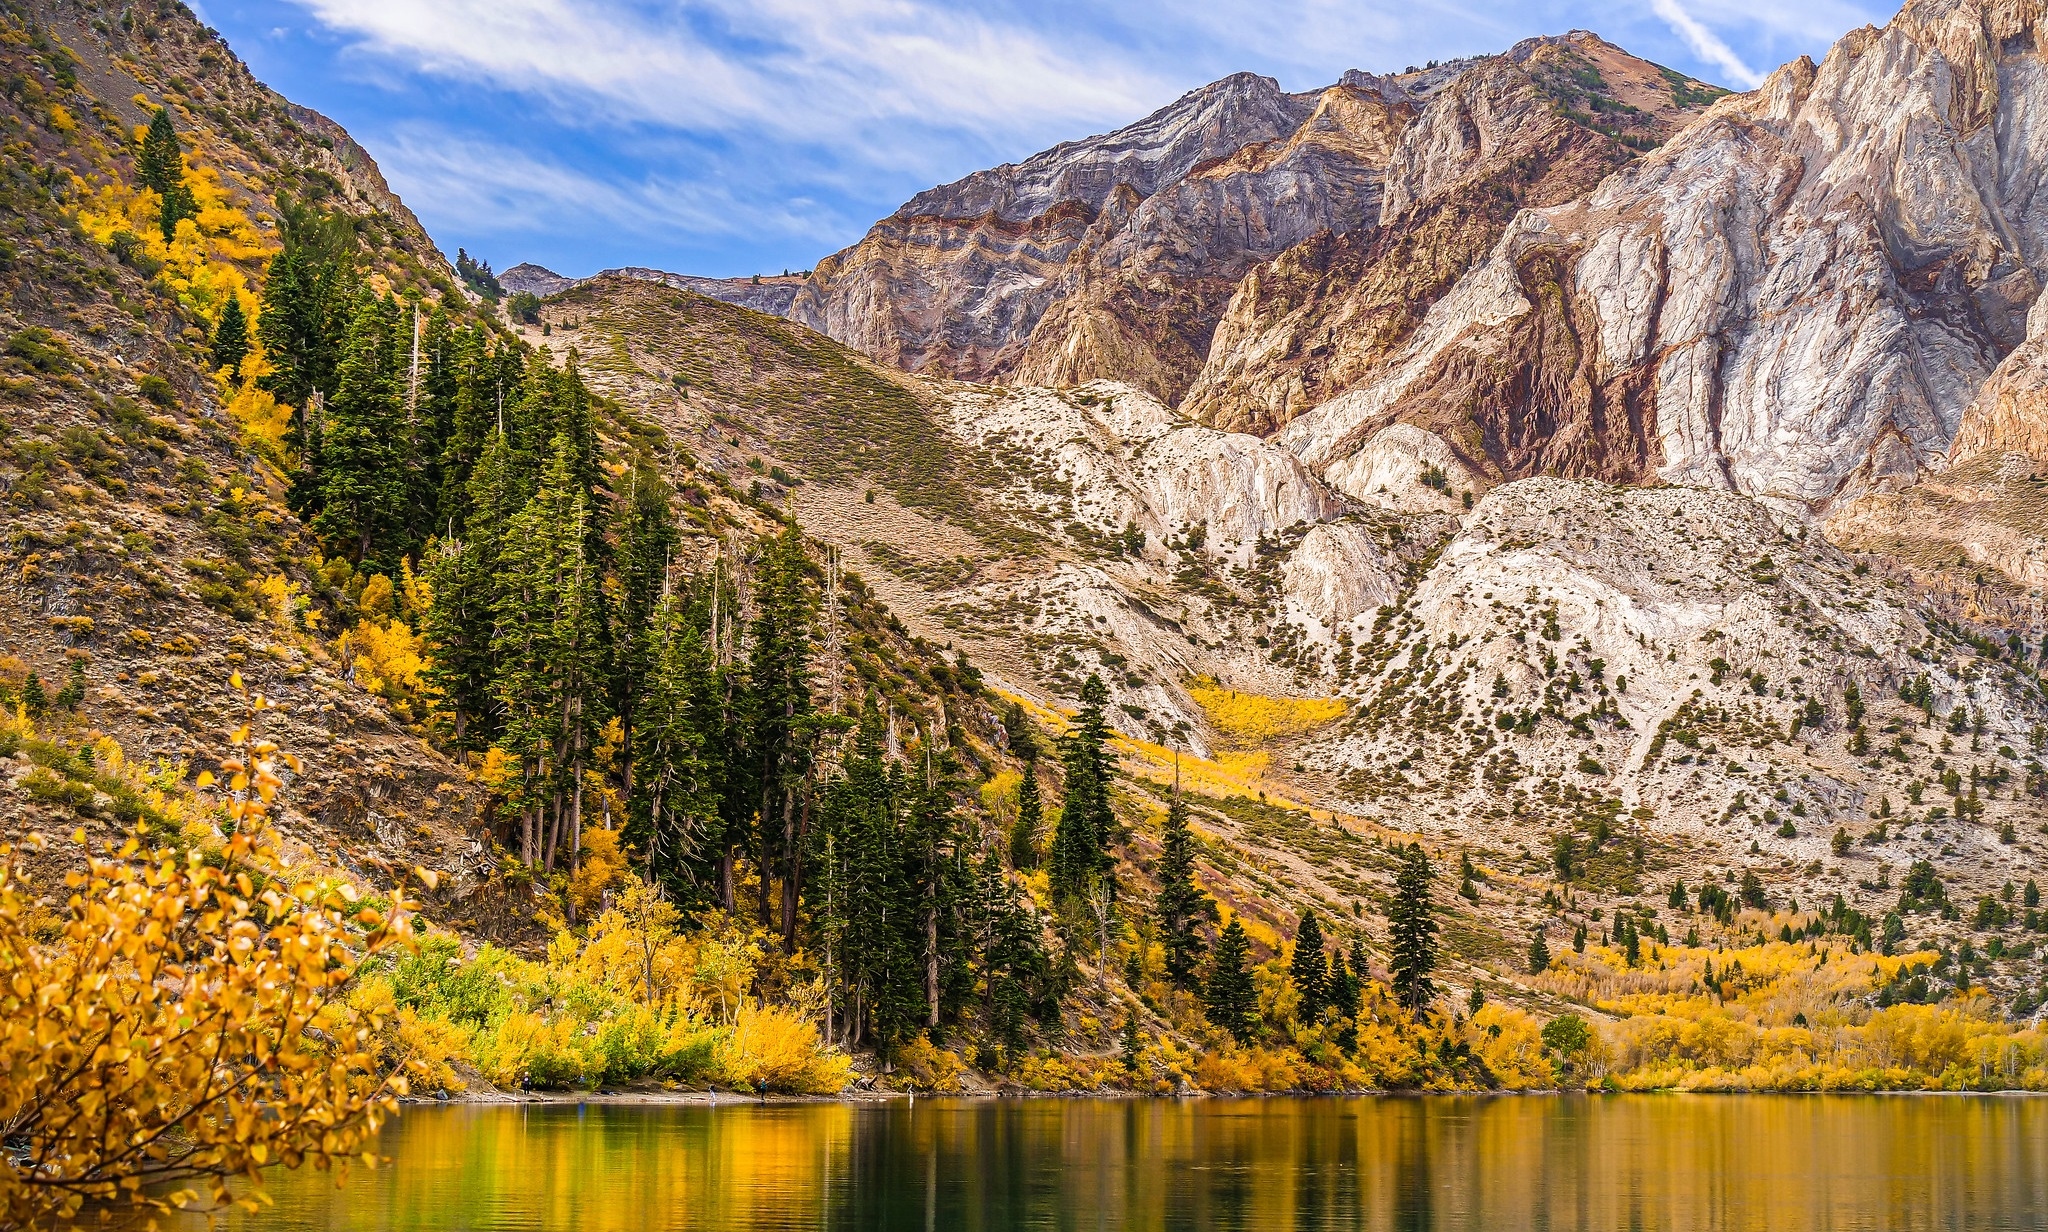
[{"left": 0, "top": 676, "right": 436, "bottom": 1230}]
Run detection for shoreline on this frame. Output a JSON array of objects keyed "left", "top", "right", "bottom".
[{"left": 404, "top": 1085, "right": 2048, "bottom": 1108}]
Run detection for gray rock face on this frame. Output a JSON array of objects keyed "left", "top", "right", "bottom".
[
  {"left": 1005, "top": 82, "right": 1416, "bottom": 402},
  {"left": 499, "top": 263, "right": 803, "bottom": 315},
  {"left": 1183, "top": 33, "right": 1726, "bottom": 435},
  {"left": 1278, "top": 0, "right": 2048, "bottom": 516},
  {"left": 789, "top": 72, "right": 1327, "bottom": 384},
  {"left": 499, "top": 263, "right": 576, "bottom": 297}
]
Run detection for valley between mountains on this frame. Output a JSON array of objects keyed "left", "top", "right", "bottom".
[{"left": 2, "top": 0, "right": 2046, "bottom": 1121}]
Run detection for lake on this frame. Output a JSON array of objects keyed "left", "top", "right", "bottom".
[{"left": 185, "top": 1094, "right": 2045, "bottom": 1230}]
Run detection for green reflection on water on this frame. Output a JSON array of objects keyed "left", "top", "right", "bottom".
[{"left": 183, "top": 1094, "right": 2047, "bottom": 1231}]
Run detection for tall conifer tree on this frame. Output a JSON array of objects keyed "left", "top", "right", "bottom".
[
  {"left": 422, "top": 430, "right": 517, "bottom": 751},
  {"left": 1153, "top": 782, "right": 1211, "bottom": 990},
  {"left": 314, "top": 292, "right": 406, "bottom": 566},
  {"left": 750, "top": 518, "right": 816, "bottom": 942},
  {"left": 492, "top": 435, "right": 609, "bottom": 872},
  {"left": 1050, "top": 673, "right": 1114, "bottom": 901},
  {"left": 138, "top": 108, "right": 196, "bottom": 241},
  {"left": 1009, "top": 756, "right": 1041, "bottom": 870},
  {"left": 1389, "top": 843, "right": 1439, "bottom": 1012},
  {"left": 1205, "top": 919, "right": 1257, "bottom": 1044},
  {"left": 613, "top": 467, "right": 678, "bottom": 797},
  {"left": 1290, "top": 909, "right": 1328, "bottom": 1019},
  {"left": 630, "top": 590, "right": 712, "bottom": 892},
  {"left": 210, "top": 296, "right": 249, "bottom": 377}
]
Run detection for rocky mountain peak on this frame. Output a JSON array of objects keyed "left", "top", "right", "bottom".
[{"left": 892, "top": 70, "right": 1308, "bottom": 227}]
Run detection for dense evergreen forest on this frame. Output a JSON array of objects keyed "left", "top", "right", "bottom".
[{"left": 220, "top": 117, "right": 1111, "bottom": 1054}]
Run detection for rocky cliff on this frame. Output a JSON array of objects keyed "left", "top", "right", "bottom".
[
  {"left": 1271, "top": 0, "right": 2048, "bottom": 521},
  {"left": 789, "top": 71, "right": 1332, "bottom": 387},
  {"left": 789, "top": 33, "right": 1723, "bottom": 417},
  {"left": 502, "top": 262, "right": 804, "bottom": 315},
  {"left": 1183, "top": 33, "right": 1723, "bottom": 434}
]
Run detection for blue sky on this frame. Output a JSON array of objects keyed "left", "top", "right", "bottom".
[{"left": 192, "top": 0, "right": 1891, "bottom": 280}]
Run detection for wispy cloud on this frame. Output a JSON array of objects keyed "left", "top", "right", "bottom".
[
  {"left": 240, "top": 0, "right": 1885, "bottom": 275},
  {"left": 1650, "top": 0, "right": 1764, "bottom": 88},
  {"left": 372, "top": 125, "right": 848, "bottom": 245},
  {"left": 286, "top": 0, "right": 1172, "bottom": 163}
]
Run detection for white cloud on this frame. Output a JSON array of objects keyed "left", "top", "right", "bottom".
[
  {"left": 372, "top": 125, "right": 846, "bottom": 245},
  {"left": 286, "top": 0, "right": 1173, "bottom": 164},
  {"left": 1650, "top": 0, "right": 1765, "bottom": 88}
]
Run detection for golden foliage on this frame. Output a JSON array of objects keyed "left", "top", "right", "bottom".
[
  {"left": 340, "top": 614, "right": 431, "bottom": 718},
  {"left": 1537, "top": 935, "right": 2047, "bottom": 1092},
  {"left": 71, "top": 158, "right": 272, "bottom": 330},
  {"left": 569, "top": 827, "right": 629, "bottom": 918},
  {"left": 255, "top": 572, "right": 310, "bottom": 636},
  {"left": 1467, "top": 1003, "right": 1555, "bottom": 1088},
  {"left": 0, "top": 689, "right": 419, "bottom": 1227},
  {"left": 223, "top": 380, "right": 293, "bottom": 460},
  {"left": 1187, "top": 679, "right": 1346, "bottom": 746},
  {"left": 891, "top": 1034, "right": 966, "bottom": 1092},
  {"left": 715, "top": 1004, "right": 854, "bottom": 1094}
]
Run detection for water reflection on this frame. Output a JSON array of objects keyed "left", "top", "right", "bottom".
[{"left": 187, "top": 1094, "right": 2047, "bottom": 1231}]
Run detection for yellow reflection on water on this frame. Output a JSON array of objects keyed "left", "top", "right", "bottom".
[{"left": 187, "top": 1095, "right": 2046, "bottom": 1231}]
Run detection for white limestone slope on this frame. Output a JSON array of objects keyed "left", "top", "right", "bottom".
[{"left": 1300, "top": 478, "right": 2041, "bottom": 851}]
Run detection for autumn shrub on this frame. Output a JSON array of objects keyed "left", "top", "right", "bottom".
[
  {"left": 0, "top": 691, "right": 422, "bottom": 1227},
  {"left": 714, "top": 1003, "right": 853, "bottom": 1093},
  {"left": 1538, "top": 933, "right": 2048, "bottom": 1091},
  {"left": 409, "top": 878, "right": 851, "bottom": 1094},
  {"left": 348, "top": 975, "right": 471, "bottom": 1095},
  {"left": 891, "top": 1033, "right": 966, "bottom": 1092}
]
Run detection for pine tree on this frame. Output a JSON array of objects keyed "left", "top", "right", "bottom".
[
  {"left": 53, "top": 661, "right": 86, "bottom": 712},
  {"left": 258, "top": 247, "right": 328, "bottom": 424},
  {"left": 136, "top": 107, "right": 181, "bottom": 196},
  {"left": 1010, "top": 756, "right": 1041, "bottom": 870},
  {"left": 138, "top": 108, "right": 196, "bottom": 241},
  {"left": 394, "top": 304, "right": 452, "bottom": 554},
  {"left": 1289, "top": 908, "right": 1328, "bottom": 1020},
  {"left": 313, "top": 293, "right": 405, "bottom": 566},
  {"left": 1528, "top": 928, "right": 1551, "bottom": 974},
  {"left": 629, "top": 591, "right": 712, "bottom": 891},
  {"left": 750, "top": 517, "right": 817, "bottom": 945},
  {"left": 1205, "top": 919, "right": 1257, "bottom": 1044},
  {"left": 1153, "top": 783, "right": 1212, "bottom": 990},
  {"left": 422, "top": 430, "right": 515, "bottom": 752},
  {"left": 612, "top": 467, "right": 678, "bottom": 799},
  {"left": 492, "top": 435, "right": 610, "bottom": 872},
  {"left": 1050, "top": 673, "right": 1114, "bottom": 902},
  {"left": 1388, "top": 843, "right": 1439, "bottom": 1012},
  {"left": 433, "top": 325, "right": 503, "bottom": 534},
  {"left": 1329, "top": 952, "right": 1360, "bottom": 1050},
  {"left": 211, "top": 295, "right": 250, "bottom": 378},
  {"left": 1119, "top": 1015, "right": 1144, "bottom": 1075}
]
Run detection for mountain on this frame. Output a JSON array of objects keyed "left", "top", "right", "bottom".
[
  {"left": 495, "top": 0, "right": 2048, "bottom": 1017},
  {"left": 7, "top": 0, "right": 2047, "bottom": 1097},
  {"left": 552, "top": 269, "right": 2045, "bottom": 935},
  {"left": 1183, "top": 33, "right": 1725, "bottom": 434},
  {"left": 502, "top": 262, "right": 805, "bottom": 316},
  {"left": 1264, "top": 0, "right": 2048, "bottom": 525},
  {"left": 790, "top": 34, "right": 1726, "bottom": 408}
]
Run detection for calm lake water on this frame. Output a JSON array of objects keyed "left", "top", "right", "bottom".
[{"left": 187, "top": 1095, "right": 2045, "bottom": 1231}]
